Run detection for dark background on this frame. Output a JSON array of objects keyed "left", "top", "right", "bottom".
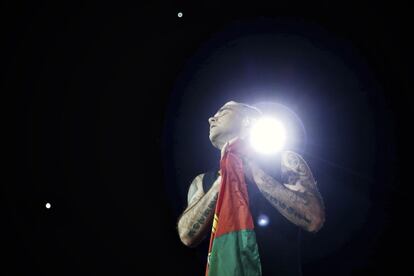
[{"left": 5, "top": 1, "right": 409, "bottom": 275}]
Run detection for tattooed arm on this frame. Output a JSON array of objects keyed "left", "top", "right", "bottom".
[
  {"left": 243, "top": 151, "right": 325, "bottom": 233},
  {"left": 177, "top": 173, "right": 221, "bottom": 247}
]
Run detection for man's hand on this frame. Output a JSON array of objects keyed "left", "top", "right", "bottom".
[
  {"left": 220, "top": 137, "right": 256, "bottom": 182},
  {"left": 220, "top": 137, "right": 239, "bottom": 159}
]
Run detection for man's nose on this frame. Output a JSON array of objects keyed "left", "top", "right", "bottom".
[{"left": 208, "top": 116, "right": 216, "bottom": 125}]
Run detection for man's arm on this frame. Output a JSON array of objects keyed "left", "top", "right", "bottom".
[
  {"left": 177, "top": 173, "right": 221, "bottom": 247},
  {"left": 243, "top": 151, "right": 325, "bottom": 233}
]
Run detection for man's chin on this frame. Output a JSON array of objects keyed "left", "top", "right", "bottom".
[{"left": 209, "top": 136, "right": 222, "bottom": 150}]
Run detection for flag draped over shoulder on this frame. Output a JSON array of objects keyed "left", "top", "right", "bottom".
[{"left": 205, "top": 139, "right": 262, "bottom": 276}]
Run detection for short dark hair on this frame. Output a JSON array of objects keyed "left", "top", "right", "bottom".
[{"left": 225, "top": 101, "right": 262, "bottom": 121}]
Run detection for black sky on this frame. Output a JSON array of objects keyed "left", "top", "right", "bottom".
[{"left": 6, "top": 1, "right": 409, "bottom": 276}]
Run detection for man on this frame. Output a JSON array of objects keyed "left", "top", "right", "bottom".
[{"left": 177, "top": 101, "right": 325, "bottom": 275}]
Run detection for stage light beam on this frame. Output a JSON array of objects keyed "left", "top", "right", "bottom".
[{"left": 249, "top": 117, "right": 287, "bottom": 154}]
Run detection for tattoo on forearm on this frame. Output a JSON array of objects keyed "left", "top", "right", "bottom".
[
  {"left": 188, "top": 193, "right": 218, "bottom": 238},
  {"left": 247, "top": 151, "right": 325, "bottom": 230},
  {"left": 261, "top": 190, "right": 311, "bottom": 225},
  {"left": 259, "top": 174, "right": 310, "bottom": 205}
]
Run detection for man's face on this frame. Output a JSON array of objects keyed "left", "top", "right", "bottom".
[{"left": 208, "top": 103, "right": 244, "bottom": 149}]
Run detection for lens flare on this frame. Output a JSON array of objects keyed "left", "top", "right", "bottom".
[
  {"left": 257, "top": 214, "right": 269, "bottom": 227},
  {"left": 250, "top": 117, "right": 286, "bottom": 154}
]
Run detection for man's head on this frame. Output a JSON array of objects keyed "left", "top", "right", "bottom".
[{"left": 208, "top": 101, "right": 262, "bottom": 150}]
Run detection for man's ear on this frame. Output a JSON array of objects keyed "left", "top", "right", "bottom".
[
  {"left": 243, "top": 117, "right": 258, "bottom": 128},
  {"left": 242, "top": 117, "right": 251, "bottom": 128},
  {"left": 240, "top": 118, "right": 252, "bottom": 140}
]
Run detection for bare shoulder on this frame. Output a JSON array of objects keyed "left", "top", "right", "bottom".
[{"left": 187, "top": 173, "right": 206, "bottom": 205}]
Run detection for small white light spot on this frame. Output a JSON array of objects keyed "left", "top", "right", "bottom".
[
  {"left": 177, "top": 12, "right": 183, "bottom": 18},
  {"left": 257, "top": 214, "right": 269, "bottom": 227},
  {"left": 45, "top": 203, "right": 51, "bottom": 209}
]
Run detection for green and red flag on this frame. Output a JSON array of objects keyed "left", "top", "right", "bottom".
[{"left": 206, "top": 139, "right": 262, "bottom": 276}]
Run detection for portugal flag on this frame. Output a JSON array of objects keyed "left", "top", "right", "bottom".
[{"left": 206, "top": 139, "right": 262, "bottom": 276}]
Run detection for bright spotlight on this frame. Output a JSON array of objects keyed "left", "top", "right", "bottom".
[
  {"left": 249, "top": 117, "right": 286, "bottom": 154},
  {"left": 257, "top": 214, "right": 269, "bottom": 227}
]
